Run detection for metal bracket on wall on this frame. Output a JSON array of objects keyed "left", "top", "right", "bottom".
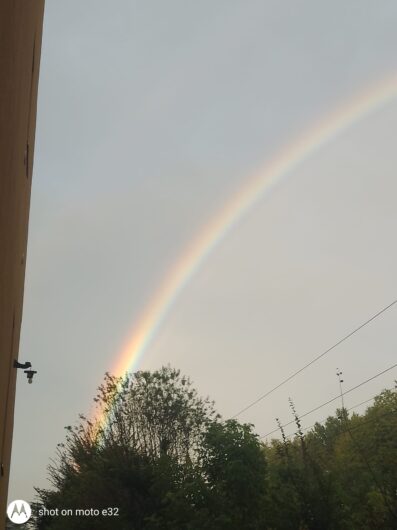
[{"left": 13, "top": 360, "right": 31, "bottom": 370}]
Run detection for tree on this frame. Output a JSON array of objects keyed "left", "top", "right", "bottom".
[
  {"left": 263, "top": 385, "right": 397, "bottom": 530},
  {"left": 32, "top": 366, "right": 267, "bottom": 530},
  {"left": 32, "top": 367, "right": 397, "bottom": 529},
  {"left": 198, "top": 420, "right": 267, "bottom": 529}
]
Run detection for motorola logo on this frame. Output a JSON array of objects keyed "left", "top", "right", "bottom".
[{"left": 7, "top": 500, "right": 32, "bottom": 524}]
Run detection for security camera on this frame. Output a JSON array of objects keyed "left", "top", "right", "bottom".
[{"left": 24, "top": 369, "right": 37, "bottom": 384}]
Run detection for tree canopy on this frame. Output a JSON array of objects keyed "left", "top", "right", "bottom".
[
  {"left": 32, "top": 366, "right": 266, "bottom": 530},
  {"left": 30, "top": 369, "right": 397, "bottom": 530}
]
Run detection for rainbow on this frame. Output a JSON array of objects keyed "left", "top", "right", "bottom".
[{"left": 99, "top": 74, "right": 397, "bottom": 425}]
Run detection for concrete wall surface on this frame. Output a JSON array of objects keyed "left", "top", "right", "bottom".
[{"left": 0, "top": 1, "right": 45, "bottom": 526}]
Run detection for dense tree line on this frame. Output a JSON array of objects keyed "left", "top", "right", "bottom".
[
  {"left": 30, "top": 367, "right": 397, "bottom": 529},
  {"left": 265, "top": 387, "right": 397, "bottom": 529}
]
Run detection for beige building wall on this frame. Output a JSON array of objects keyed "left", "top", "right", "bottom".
[{"left": 0, "top": 1, "right": 45, "bottom": 526}]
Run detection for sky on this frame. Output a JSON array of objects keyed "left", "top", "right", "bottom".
[{"left": 9, "top": 0, "right": 397, "bottom": 503}]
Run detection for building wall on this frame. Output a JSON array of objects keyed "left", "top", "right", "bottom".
[{"left": 0, "top": 1, "right": 45, "bottom": 525}]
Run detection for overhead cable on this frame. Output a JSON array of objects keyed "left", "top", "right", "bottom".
[
  {"left": 233, "top": 298, "right": 397, "bottom": 418},
  {"left": 260, "top": 362, "right": 397, "bottom": 438}
]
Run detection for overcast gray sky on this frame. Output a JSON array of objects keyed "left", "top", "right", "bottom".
[{"left": 9, "top": 0, "right": 397, "bottom": 503}]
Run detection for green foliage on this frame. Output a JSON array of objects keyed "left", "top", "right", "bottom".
[
  {"left": 31, "top": 369, "right": 397, "bottom": 529},
  {"left": 199, "top": 420, "right": 267, "bottom": 529},
  {"left": 263, "top": 385, "right": 397, "bottom": 530},
  {"left": 31, "top": 366, "right": 266, "bottom": 530}
]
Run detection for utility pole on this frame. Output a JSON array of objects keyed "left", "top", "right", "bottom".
[{"left": 336, "top": 368, "right": 345, "bottom": 411}]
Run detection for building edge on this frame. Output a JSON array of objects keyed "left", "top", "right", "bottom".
[{"left": 0, "top": 1, "right": 45, "bottom": 527}]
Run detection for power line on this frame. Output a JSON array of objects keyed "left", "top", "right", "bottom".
[
  {"left": 336, "top": 373, "right": 397, "bottom": 522},
  {"left": 267, "top": 383, "right": 397, "bottom": 522},
  {"left": 260, "top": 362, "right": 397, "bottom": 438},
  {"left": 233, "top": 298, "right": 397, "bottom": 418},
  {"left": 284, "top": 384, "right": 396, "bottom": 439},
  {"left": 265, "top": 380, "right": 397, "bottom": 522},
  {"left": 271, "top": 408, "right": 396, "bottom": 457}
]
